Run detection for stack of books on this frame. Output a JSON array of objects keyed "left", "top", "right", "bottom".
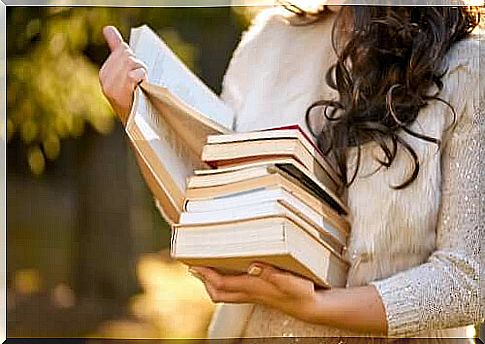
[
  {"left": 125, "top": 25, "right": 350, "bottom": 288},
  {"left": 172, "top": 127, "right": 350, "bottom": 288}
]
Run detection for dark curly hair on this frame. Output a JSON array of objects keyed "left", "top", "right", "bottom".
[{"left": 282, "top": 3, "right": 480, "bottom": 191}]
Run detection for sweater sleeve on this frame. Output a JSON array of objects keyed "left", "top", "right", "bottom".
[{"left": 368, "top": 36, "right": 484, "bottom": 337}]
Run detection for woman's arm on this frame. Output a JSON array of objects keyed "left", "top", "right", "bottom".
[
  {"left": 313, "top": 284, "right": 388, "bottom": 334},
  {"left": 190, "top": 264, "right": 388, "bottom": 335},
  {"left": 191, "top": 37, "right": 483, "bottom": 337},
  {"left": 189, "top": 76, "right": 479, "bottom": 336},
  {"left": 365, "top": 38, "right": 483, "bottom": 337},
  {"left": 366, "top": 85, "right": 482, "bottom": 337}
]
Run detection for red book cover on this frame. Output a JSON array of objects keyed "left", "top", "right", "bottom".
[
  {"left": 205, "top": 124, "right": 332, "bottom": 175},
  {"left": 260, "top": 124, "right": 325, "bottom": 158}
]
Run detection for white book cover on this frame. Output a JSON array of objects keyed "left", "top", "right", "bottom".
[
  {"left": 182, "top": 193, "right": 347, "bottom": 244},
  {"left": 124, "top": 25, "right": 235, "bottom": 224},
  {"left": 129, "top": 25, "right": 235, "bottom": 129}
]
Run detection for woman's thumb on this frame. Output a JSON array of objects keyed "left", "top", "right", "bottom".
[{"left": 103, "top": 26, "right": 124, "bottom": 52}]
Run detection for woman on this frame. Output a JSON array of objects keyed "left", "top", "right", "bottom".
[{"left": 99, "top": 4, "right": 483, "bottom": 341}]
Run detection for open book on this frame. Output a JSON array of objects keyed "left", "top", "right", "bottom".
[
  {"left": 126, "top": 25, "right": 235, "bottom": 224},
  {"left": 125, "top": 25, "right": 344, "bottom": 224},
  {"left": 124, "top": 25, "right": 350, "bottom": 287}
]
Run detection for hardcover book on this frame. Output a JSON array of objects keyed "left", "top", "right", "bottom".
[{"left": 123, "top": 25, "right": 350, "bottom": 287}]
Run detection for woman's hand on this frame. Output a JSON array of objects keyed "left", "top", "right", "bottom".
[
  {"left": 189, "top": 263, "right": 321, "bottom": 323},
  {"left": 99, "top": 26, "right": 148, "bottom": 126},
  {"left": 190, "top": 263, "right": 388, "bottom": 335}
]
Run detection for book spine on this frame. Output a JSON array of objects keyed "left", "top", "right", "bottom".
[{"left": 286, "top": 220, "right": 348, "bottom": 288}]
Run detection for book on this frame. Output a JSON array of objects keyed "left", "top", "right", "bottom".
[
  {"left": 202, "top": 127, "right": 342, "bottom": 194},
  {"left": 172, "top": 217, "right": 349, "bottom": 288},
  {"left": 181, "top": 196, "right": 346, "bottom": 254},
  {"left": 125, "top": 26, "right": 344, "bottom": 224},
  {"left": 204, "top": 125, "right": 342, "bottom": 193},
  {"left": 125, "top": 25, "right": 235, "bottom": 224},
  {"left": 124, "top": 25, "right": 350, "bottom": 287},
  {"left": 183, "top": 187, "right": 348, "bottom": 251},
  {"left": 186, "top": 160, "right": 350, "bottom": 233},
  {"left": 185, "top": 162, "right": 349, "bottom": 215}
]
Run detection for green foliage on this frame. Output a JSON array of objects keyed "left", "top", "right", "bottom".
[
  {"left": 7, "top": 7, "right": 247, "bottom": 175},
  {"left": 7, "top": 8, "right": 116, "bottom": 175},
  {"left": 6, "top": 8, "right": 201, "bottom": 175}
]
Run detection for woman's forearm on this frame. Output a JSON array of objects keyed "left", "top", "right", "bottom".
[
  {"left": 309, "top": 285, "right": 388, "bottom": 335},
  {"left": 190, "top": 264, "right": 389, "bottom": 336}
]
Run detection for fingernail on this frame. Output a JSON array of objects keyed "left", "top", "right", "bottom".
[
  {"left": 248, "top": 265, "right": 262, "bottom": 276},
  {"left": 189, "top": 267, "right": 203, "bottom": 280}
]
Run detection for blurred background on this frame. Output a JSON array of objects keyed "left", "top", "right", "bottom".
[
  {"left": 6, "top": 6, "right": 255, "bottom": 339},
  {"left": 5, "top": 3, "right": 484, "bottom": 341}
]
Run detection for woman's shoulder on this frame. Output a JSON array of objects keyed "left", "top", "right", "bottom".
[
  {"left": 220, "top": 7, "right": 332, "bottom": 113},
  {"left": 243, "top": 7, "right": 293, "bottom": 36},
  {"left": 220, "top": 7, "right": 294, "bottom": 111},
  {"left": 230, "top": 7, "right": 298, "bottom": 60},
  {"left": 443, "top": 29, "right": 483, "bottom": 73},
  {"left": 229, "top": 7, "right": 333, "bottom": 63},
  {"left": 439, "top": 29, "right": 483, "bottom": 140},
  {"left": 441, "top": 30, "right": 483, "bottom": 99}
]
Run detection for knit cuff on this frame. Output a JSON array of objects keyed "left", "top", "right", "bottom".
[{"left": 369, "top": 276, "right": 422, "bottom": 337}]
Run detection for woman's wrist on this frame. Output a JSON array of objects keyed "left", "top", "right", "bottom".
[
  {"left": 115, "top": 103, "right": 130, "bottom": 127},
  {"left": 300, "top": 287, "right": 338, "bottom": 325},
  {"left": 188, "top": 264, "right": 387, "bottom": 335},
  {"left": 300, "top": 286, "right": 388, "bottom": 335}
]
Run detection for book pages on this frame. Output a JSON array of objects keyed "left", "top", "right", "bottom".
[
  {"left": 127, "top": 89, "right": 196, "bottom": 224},
  {"left": 125, "top": 25, "right": 237, "bottom": 224},
  {"left": 132, "top": 92, "right": 197, "bottom": 196},
  {"left": 130, "top": 25, "right": 235, "bottom": 130},
  {"left": 123, "top": 25, "right": 350, "bottom": 288},
  {"left": 140, "top": 82, "right": 232, "bottom": 155}
]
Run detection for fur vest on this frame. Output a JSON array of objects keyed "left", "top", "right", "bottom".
[{"left": 208, "top": 8, "right": 483, "bottom": 339}]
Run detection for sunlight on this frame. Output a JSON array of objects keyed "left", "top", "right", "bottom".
[
  {"left": 130, "top": 251, "right": 215, "bottom": 338},
  {"left": 14, "top": 269, "right": 42, "bottom": 296}
]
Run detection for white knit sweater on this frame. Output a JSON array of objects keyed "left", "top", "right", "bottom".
[{"left": 208, "top": 7, "right": 483, "bottom": 339}]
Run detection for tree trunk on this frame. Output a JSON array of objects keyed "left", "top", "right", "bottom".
[{"left": 74, "top": 125, "right": 141, "bottom": 304}]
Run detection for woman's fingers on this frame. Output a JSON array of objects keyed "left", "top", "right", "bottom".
[
  {"left": 189, "top": 264, "right": 318, "bottom": 320},
  {"left": 190, "top": 264, "right": 288, "bottom": 293},
  {"left": 203, "top": 281, "right": 249, "bottom": 303},
  {"left": 99, "top": 25, "right": 148, "bottom": 123},
  {"left": 190, "top": 267, "right": 253, "bottom": 303},
  {"left": 103, "top": 26, "right": 125, "bottom": 52},
  {"left": 189, "top": 265, "right": 294, "bottom": 304},
  {"left": 190, "top": 267, "right": 266, "bottom": 296},
  {"left": 248, "top": 263, "right": 291, "bottom": 287},
  {"left": 247, "top": 262, "right": 316, "bottom": 299},
  {"left": 128, "top": 68, "right": 148, "bottom": 87},
  {"left": 126, "top": 56, "right": 148, "bottom": 71},
  {"left": 190, "top": 266, "right": 250, "bottom": 291}
]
